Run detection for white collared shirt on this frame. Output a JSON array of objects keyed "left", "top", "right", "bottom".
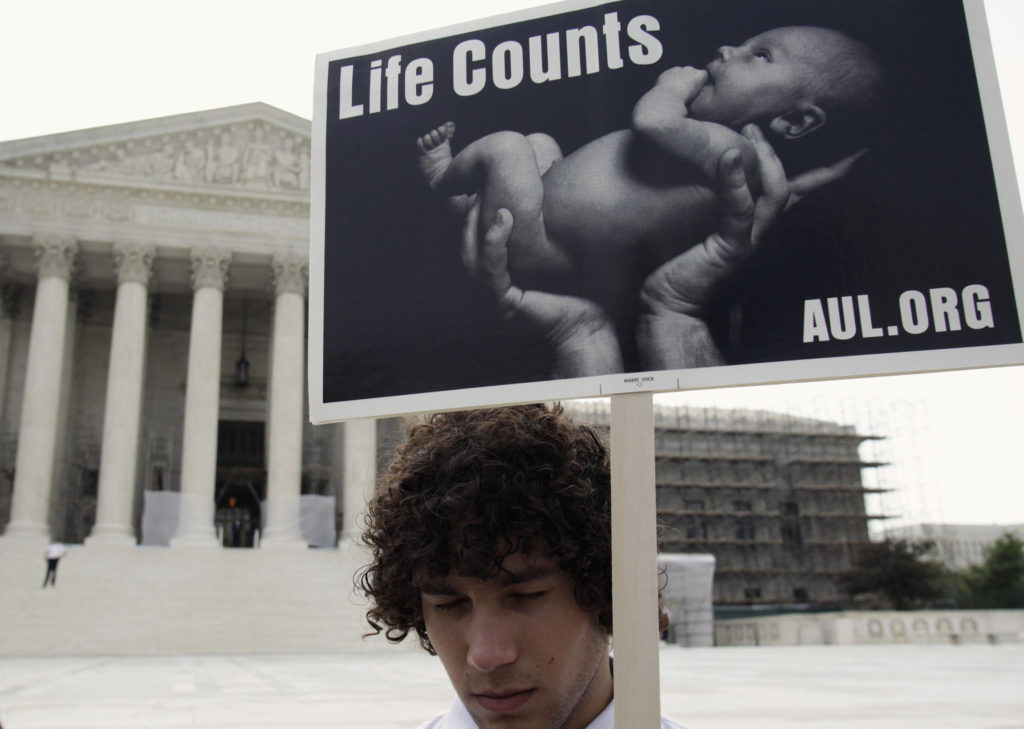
[{"left": 415, "top": 697, "right": 688, "bottom": 729}]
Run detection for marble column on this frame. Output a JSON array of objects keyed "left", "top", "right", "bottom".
[
  {"left": 171, "top": 247, "right": 230, "bottom": 547},
  {"left": 87, "top": 242, "right": 155, "bottom": 546},
  {"left": 341, "top": 418, "right": 377, "bottom": 542},
  {"left": 3, "top": 236, "right": 77, "bottom": 540},
  {"left": 261, "top": 253, "right": 308, "bottom": 547}
]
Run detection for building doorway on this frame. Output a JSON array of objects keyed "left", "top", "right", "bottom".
[{"left": 215, "top": 420, "right": 265, "bottom": 548}]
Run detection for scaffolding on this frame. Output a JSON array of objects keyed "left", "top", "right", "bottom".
[{"left": 568, "top": 399, "right": 901, "bottom": 608}]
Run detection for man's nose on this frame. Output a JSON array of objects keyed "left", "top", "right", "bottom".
[
  {"left": 717, "top": 45, "right": 737, "bottom": 62},
  {"left": 466, "top": 609, "right": 518, "bottom": 673}
]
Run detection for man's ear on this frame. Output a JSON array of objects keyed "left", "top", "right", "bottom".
[{"left": 768, "top": 104, "right": 826, "bottom": 139}]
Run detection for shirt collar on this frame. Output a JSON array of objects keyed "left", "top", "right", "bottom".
[{"left": 444, "top": 698, "right": 615, "bottom": 729}]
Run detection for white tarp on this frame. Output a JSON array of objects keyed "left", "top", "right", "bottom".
[
  {"left": 659, "top": 553, "right": 716, "bottom": 647},
  {"left": 140, "top": 490, "right": 181, "bottom": 546}
]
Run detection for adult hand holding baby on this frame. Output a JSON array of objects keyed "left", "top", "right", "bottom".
[
  {"left": 635, "top": 141, "right": 766, "bottom": 369},
  {"left": 637, "top": 125, "right": 859, "bottom": 369},
  {"left": 460, "top": 202, "right": 623, "bottom": 377}
]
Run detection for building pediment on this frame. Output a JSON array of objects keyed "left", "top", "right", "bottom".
[
  {"left": 0, "top": 105, "right": 312, "bottom": 292},
  {"left": 0, "top": 103, "right": 311, "bottom": 197}
]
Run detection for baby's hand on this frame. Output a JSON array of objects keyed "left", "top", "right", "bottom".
[{"left": 655, "top": 66, "right": 708, "bottom": 110}]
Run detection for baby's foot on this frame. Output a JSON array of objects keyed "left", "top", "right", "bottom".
[
  {"left": 417, "top": 121, "right": 473, "bottom": 214},
  {"left": 417, "top": 121, "right": 456, "bottom": 191}
]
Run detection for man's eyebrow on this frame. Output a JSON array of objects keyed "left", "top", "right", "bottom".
[
  {"left": 498, "top": 565, "right": 559, "bottom": 586},
  {"left": 418, "top": 580, "right": 459, "bottom": 596},
  {"left": 417, "top": 566, "right": 559, "bottom": 593}
]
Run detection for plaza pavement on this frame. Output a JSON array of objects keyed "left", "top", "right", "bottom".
[{"left": 2, "top": 643, "right": 1022, "bottom": 729}]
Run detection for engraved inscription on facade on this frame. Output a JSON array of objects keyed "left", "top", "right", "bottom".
[
  {"left": 103, "top": 201, "right": 134, "bottom": 221},
  {"left": 134, "top": 205, "right": 307, "bottom": 238},
  {"left": 63, "top": 196, "right": 94, "bottom": 218}
]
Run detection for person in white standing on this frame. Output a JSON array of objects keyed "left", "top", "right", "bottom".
[{"left": 42, "top": 538, "right": 66, "bottom": 588}]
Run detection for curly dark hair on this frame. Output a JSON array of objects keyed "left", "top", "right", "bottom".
[{"left": 357, "top": 403, "right": 612, "bottom": 653}]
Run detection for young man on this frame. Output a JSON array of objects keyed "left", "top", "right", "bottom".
[{"left": 358, "top": 404, "right": 685, "bottom": 729}]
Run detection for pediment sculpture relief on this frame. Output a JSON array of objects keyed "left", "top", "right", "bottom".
[{"left": 4, "top": 122, "right": 310, "bottom": 192}]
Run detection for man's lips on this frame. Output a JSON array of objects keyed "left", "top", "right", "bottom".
[{"left": 473, "top": 688, "right": 536, "bottom": 713}]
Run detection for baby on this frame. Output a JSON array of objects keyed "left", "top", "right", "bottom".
[{"left": 418, "top": 26, "right": 885, "bottom": 299}]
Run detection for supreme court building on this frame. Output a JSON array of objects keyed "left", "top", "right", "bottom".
[{"left": 0, "top": 103, "right": 386, "bottom": 552}]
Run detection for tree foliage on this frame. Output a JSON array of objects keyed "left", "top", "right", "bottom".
[
  {"left": 959, "top": 532, "right": 1024, "bottom": 609},
  {"left": 839, "top": 539, "right": 949, "bottom": 610}
]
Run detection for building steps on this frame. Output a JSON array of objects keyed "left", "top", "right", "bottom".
[{"left": 0, "top": 539, "right": 413, "bottom": 656}]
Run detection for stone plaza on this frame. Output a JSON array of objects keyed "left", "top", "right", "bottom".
[{"left": 2, "top": 643, "right": 1022, "bottom": 729}]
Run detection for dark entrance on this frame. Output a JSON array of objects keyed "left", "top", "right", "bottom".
[{"left": 215, "top": 420, "right": 266, "bottom": 548}]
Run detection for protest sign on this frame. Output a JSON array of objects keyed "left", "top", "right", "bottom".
[{"left": 310, "top": 0, "right": 1023, "bottom": 422}]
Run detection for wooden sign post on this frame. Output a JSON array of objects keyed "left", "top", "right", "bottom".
[{"left": 611, "top": 392, "right": 661, "bottom": 728}]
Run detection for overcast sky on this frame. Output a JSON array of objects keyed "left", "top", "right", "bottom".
[{"left": 3, "top": 0, "right": 1024, "bottom": 527}]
